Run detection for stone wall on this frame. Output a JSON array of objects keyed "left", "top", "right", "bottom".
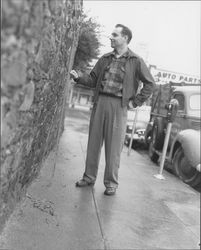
[{"left": 0, "top": 0, "right": 82, "bottom": 232}]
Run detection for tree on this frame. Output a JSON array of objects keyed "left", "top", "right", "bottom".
[{"left": 73, "top": 13, "right": 101, "bottom": 71}]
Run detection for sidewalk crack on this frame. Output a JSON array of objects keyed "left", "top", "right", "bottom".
[
  {"left": 79, "top": 140, "right": 109, "bottom": 249},
  {"left": 91, "top": 188, "right": 109, "bottom": 250}
]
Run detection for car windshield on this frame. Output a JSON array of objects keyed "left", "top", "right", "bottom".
[{"left": 189, "top": 94, "right": 200, "bottom": 110}]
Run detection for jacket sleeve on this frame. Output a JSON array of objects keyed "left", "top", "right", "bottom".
[
  {"left": 133, "top": 57, "right": 155, "bottom": 107},
  {"left": 75, "top": 57, "right": 103, "bottom": 88}
]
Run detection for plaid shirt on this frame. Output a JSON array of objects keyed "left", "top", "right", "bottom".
[{"left": 100, "top": 50, "right": 129, "bottom": 97}]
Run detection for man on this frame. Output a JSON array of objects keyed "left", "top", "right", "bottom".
[{"left": 70, "top": 24, "right": 154, "bottom": 195}]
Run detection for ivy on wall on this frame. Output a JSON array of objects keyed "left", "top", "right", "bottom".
[{"left": 0, "top": 0, "right": 83, "bottom": 232}]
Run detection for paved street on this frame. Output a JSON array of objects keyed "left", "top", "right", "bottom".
[{"left": 0, "top": 107, "right": 200, "bottom": 250}]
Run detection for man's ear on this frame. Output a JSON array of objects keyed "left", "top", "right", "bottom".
[{"left": 124, "top": 35, "right": 129, "bottom": 43}]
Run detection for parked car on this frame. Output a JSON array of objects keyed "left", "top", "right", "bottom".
[
  {"left": 124, "top": 105, "right": 151, "bottom": 147},
  {"left": 145, "top": 82, "right": 201, "bottom": 187}
]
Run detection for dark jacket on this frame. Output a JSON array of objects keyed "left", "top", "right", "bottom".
[{"left": 76, "top": 48, "right": 155, "bottom": 107}]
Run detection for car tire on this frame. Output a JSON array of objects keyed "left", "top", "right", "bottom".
[
  {"left": 148, "top": 117, "right": 164, "bottom": 163},
  {"left": 148, "top": 140, "right": 159, "bottom": 163},
  {"left": 151, "top": 117, "right": 165, "bottom": 150},
  {"left": 173, "top": 147, "right": 201, "bottom": 187},
  {"left": 124, "top": 135, "right": 130, "bottom": 146},
  {"left": 144, "top": 123, "right": 153, "bottom": 149}
]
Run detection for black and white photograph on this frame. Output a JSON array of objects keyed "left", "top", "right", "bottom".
[{"left": 0, "top": 0, "right": 200, "bottom": 249}]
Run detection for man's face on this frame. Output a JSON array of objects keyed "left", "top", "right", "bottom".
[{"left": 110, "top": 27, "right": 127, "bottom": 49}]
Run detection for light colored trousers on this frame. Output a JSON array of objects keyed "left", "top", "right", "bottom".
[{"left": 83, "top": 95, "right": 127, "bottom": 188}]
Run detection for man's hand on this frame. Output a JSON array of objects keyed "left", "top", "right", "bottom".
[
  {"left": 128, "top": 100, "right": 137, "bottom": 109},
  {"left": 70, "top": 70, "right": 79, "bottom": 80}
]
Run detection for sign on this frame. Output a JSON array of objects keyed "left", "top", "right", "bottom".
[{"left": 149, "top": 66, "right": 200, "bottom": 84}]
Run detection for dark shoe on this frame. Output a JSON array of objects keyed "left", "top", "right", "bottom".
[
  {"left": 75, "top": 179, "right": 94, "bottom": 187},
  {"left": 104, "top": 187, "right": 116, "bottom": 196}
]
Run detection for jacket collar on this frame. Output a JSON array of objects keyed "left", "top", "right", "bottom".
[{"left": 103, "top": 48, "right": 138, "bottom": 59}]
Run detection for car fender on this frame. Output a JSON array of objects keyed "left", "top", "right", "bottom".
[{"left": 171, "top": 129, "right": 200, "bottom": 167}]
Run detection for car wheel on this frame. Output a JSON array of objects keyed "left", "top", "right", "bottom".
[
  {"left": 148, "top": 140, "right": 159, "bottom": 163},
  {"left": 173, "top": 147, "right": 201, "bottom": 187},
  {"left": 124, "top": 135, "right": 130, "bottom": 146},
  {"left": 144, "top": 123, "right": 153, "bottom": 148},
  {"left": 151, "top": 118, "right": 164, "bottom": 150}
]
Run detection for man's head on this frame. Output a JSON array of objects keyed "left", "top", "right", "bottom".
[{"left": 110, "top": 24, "right": 132, "bottom": 49}]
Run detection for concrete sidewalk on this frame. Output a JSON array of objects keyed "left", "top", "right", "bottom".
[{"left": 0, "top": 117, "right": 200, "bottom": 250}]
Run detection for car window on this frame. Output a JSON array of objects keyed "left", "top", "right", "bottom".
[
  {"left": 189, "top": 94, "right": 200, "bottom": 110},
  {"left": 173, "top": 94, "right": 185, "bottom": 111}
]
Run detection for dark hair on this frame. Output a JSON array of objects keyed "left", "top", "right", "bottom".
[{"left": 115, "top": 24, "right": 132, "bottom": 44}]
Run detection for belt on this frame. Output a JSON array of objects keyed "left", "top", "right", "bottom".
[{"left": 99, "top": 92, "right": 122, "bottom": 99}]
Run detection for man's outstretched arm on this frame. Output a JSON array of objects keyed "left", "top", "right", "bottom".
[{"left": 70, "top": 57, "right": 104, "bottom": 88}]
